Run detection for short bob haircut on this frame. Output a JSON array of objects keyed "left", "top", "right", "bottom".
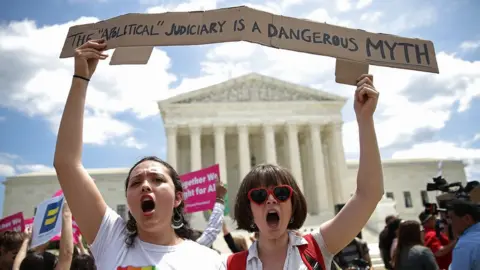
[{"left": 234, "top": 164, "right": 308, "bottom": 232}]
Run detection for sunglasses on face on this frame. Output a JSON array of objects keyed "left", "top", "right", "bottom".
[{"left": 248, "top": 185, "right": 293, "bottom": 205}]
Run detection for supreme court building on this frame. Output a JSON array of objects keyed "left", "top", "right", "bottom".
[{"left": 159, "top": 73, "right": 348, "bottom": 222}]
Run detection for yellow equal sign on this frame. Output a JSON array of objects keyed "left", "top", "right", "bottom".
[{"left": 44, "top": 207, "right": 59, "bottom": 225}]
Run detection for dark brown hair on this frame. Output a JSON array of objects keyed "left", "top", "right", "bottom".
[
  {"left": 394, "top": 220, "right": 423, "bottom": 267},
  {"left": 123, "top": 156, "right": 192, "bottom": 247},
  {"left": 234, "top": 164, "right": 308, "bottom": 232},
  {"left": 0, "top": 230, "right": 24, "bottom": 252}
]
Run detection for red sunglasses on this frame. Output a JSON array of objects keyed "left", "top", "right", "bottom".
[{"left": 247, "top": 185, "right": 293, "bottom": 205}]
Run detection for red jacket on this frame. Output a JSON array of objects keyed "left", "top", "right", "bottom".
[{"left": 423, "top": 228, "right": 452, "bottom": 270}]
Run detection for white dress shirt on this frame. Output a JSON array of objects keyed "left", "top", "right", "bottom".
[
  {"left": 221, "top": 230, "right": 334, "bottom": 270},
  {"left": 196, "top": 202, "right": 224, "bottom": 247}
]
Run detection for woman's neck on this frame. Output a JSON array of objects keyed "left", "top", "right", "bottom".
[
  {"left": 137, "top": 226, "right": 182, "bottom": 246},
  {"left": 257, "top": 231, "right": 289, "bottom": 257}
]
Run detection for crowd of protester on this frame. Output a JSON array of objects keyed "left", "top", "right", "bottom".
[{"left": 378, "top": 199, "right": 480, "bottom": 270}]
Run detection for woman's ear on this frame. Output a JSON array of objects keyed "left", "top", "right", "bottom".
[{"left": 174, "top": 191, "right": 183, "bottom": 208}]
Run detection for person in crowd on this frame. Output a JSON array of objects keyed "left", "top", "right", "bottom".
[
  {"left": 224, "top": 74, "right": 384, "bottom": 269},
  {"left": 392, "top": 220, "right": 439, "bottom": 270},
  {"left": 222, "top": 222, "right": 249, "bottom": 253},
  {"left": 13, "top": 202, "right": 76, "bottom": 270},
  {"left": 71, "top": 234, "right": 96, "bottom": 270},
  {"left": 53, "top": 39, "right": 223, "bottom": 269},
  {"left": 388, "top": 218, "right": 402, "bottom": 265},
  {"left": 191, "top": 182, "right": 227, "bottom": 248},
  {"left": 70, "top": 254, "right": 96, "bottom": 270},
  {"left": 19, "top": 250, "right": 58, "bottom": 270},
  {"left": 333, "top": 232, "right": 372, "bottom": 269},
  {"left": 447, "top": 199, "right": 480, "bottom": 270},
  {"left": 74, "top": 235, "right": 90, "bottom": 256},
  {"left": 0, "top": 230, "right": 24, "bottom": 270},
  {"left": 379, "top": 215, "right": 397, "bottom": 269},
  {"left": 418, "top": 211, "right": 454, "bottom": 269}
]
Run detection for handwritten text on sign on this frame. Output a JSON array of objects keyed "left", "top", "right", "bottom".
[
  {"left": 0, "top": 212, "right": 25, "bottom": 233},
  {"left": 59, "top": 6, "right": 438, "bottom": 73},
  {"left": 180, "top": 164, "right": 219, "bottom": 213}
]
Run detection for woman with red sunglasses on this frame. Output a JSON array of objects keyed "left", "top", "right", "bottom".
[{"left": 223, "top": 74, "right": 384, "bottom": 270}]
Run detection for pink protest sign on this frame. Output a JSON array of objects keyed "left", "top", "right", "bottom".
[
  {"left": 24, "top": 218, "right": 33, "bottom": 230},
  {"left": 50, "top": 220, "right": 80, "bottom": 244},
  {"left": 0, "top": 212, "right": 25, "bottom": 233},
  {"left": 180, "top": 164, "right": 219, "bottom": 213},
  {"left": 50, "top": 189, "right": 81, "bottom": 243}
]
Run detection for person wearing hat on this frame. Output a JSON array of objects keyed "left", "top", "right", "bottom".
[
  {"left": 447, "top": 199, "right": 480, "bottom": 270},
  {"left": 418, "top": 211, "right": 454, "bottom": 270}
]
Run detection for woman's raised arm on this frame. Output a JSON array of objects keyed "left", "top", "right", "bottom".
[
  {"left": 320, "top": 74, "right": 384, "bottom": 255},
  {"left": 53, "top": 40, "right": 109, "bottom": 245}
]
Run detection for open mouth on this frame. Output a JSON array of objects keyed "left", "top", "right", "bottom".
[
  {"left": 266, "top": 209, "right": 280, "bottom": 229},
  {"left": 141, "top": 195, "right": 155, "bottom": 215}
]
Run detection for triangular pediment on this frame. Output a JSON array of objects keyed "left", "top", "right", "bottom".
[{"left": 159, "top": 73, "right": 346, "bottom": 106}]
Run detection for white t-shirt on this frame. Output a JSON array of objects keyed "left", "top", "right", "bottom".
[
  {"left": 221, "top": 231, "right": 334, "bottom": 270},
  {"left": 91, "top": 207, "right": 223, "bottom": 270}
]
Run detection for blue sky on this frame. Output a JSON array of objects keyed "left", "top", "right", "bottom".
[{"left": 1, "top": 0, "right": 479, "bottom": 217}]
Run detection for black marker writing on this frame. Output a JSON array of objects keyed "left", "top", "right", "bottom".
[
  {"left": 233, "top": 19, "right": 245, "bottom": 32},
  {"left": 366, "top": 38, "right": 431, "bottom": 65},
  {"left": 99, "top": 24, "right": 160, "bottom": 41},
  {"left": 68, "top": 32, "right": 94, "bottom": 48},
  {"left": 165, "top": 21, "right": 226, "bottom": 36},
  {"left": 267, "top": 24, "right": 358, "bottom": 52}
]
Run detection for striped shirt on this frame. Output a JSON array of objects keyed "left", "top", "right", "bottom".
[{"left": 196, "top": 202, "right": 224, "bottom": 247}]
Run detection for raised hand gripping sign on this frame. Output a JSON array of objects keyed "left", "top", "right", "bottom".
[{"left": 59, "top": 6, "right": 439, "bottom": 86}]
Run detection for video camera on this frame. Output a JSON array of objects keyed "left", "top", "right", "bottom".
[
  {"left": 424, "top": 175, "right": 480, "bottom": 240},
  {"left": 425, "top": 175, "right": 479, "bottom": 212}
]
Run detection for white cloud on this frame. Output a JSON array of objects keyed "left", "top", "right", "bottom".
[
  {"left": 16, "top": 164, "right": 55, "bottom": 173},
  {"left": 146, "top": 0, "right": 218, "bottom": 13},
  {"left": 356, "top": 0, "right": 373, "bottom": 9},
  {"left": 0, "top": 16, "right": 176, "bottom": 148},
  {"left": 0, "top": 153, "right": 53, "bottom": 178},
  {"left": 391, "top": 141, "right": 480, "bottom": 181},
  {"left": 460, "top": 40, "right": 480, "bottom": 52},
  {"left": 0, "top": 164, "right": 15, "bottom": 177},
  {"left": 335, "top": 0, "right": 352, "bottom": 12},
  {"left": 359, "top": 11, "right": 382, "bottom": 24}
]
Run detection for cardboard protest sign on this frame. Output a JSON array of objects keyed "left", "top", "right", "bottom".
[
  {"left": 180, "top": 164, "right": 219, "bottom": 213},
  {"left": 0, "top": 212, "right": 25, "bottom": 233},
  {"left": 59, "top": 6, "right": 438, "bottom": 85}
]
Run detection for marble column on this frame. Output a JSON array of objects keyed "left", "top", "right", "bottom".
[
  {"left": 214, "top": 125, "right": 227, "bottom": 183},
  {"left": 327, "top": 122, "right": 346, "bottom": 204},
  {"left": 166, "top": 125, "right": 177, "bottom": 169},
  {"left": 189, "top": 125, "right": 202, "bottom": 171},
  {"left": 264, "top": 124, "right": 277, "bottom": 164},
  {"left": 309, "top": 123, "right": 330, "bottom": 212},
  {"left": 237, "top": 124, "right": 251, "bottom": 179},
  {"left": 287, "top": 123, "right": 304, "bottom": 192}
]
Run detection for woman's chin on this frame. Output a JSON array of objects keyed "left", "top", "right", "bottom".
[{"left": 259, "top": 225, "right": 289, "bottom": 238}]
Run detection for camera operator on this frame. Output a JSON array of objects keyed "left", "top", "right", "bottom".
[
  {"left": 447, "top": 199, "right": 480, "bottom": 270},
  {"left": 418, "top": 211, "right": 455, "bottom": 270}
]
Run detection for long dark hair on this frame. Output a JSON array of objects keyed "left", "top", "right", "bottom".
[
  {"left": 123, "top": 156, "right": 192, "bottom": 247},
  {"left": 394, "top": 220, "right": 423, "bottom": 268}
]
